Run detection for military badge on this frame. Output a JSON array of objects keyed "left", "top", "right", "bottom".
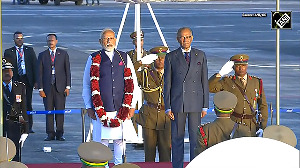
[{"left": 16, "top": 95, "right": 22, "bottom": 102}]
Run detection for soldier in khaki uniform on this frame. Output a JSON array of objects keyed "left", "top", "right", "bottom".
[
  {"left": 208, "top": 54, "right": 268, "bottom": 136},
  {"left": 77, "top": 141, "right": 113, "bottom": 168},
  {"left": 136, "top": 46, "right": 171, "bottom": 162},
  {"left": 127, "top": 31, "right": 150, "bottom": 71},
  {"left": 127, "top": 31, "right": 150, "bottom": 137},
  {"left": 195, "top": 91, "right": 249, "bottom": 155}
]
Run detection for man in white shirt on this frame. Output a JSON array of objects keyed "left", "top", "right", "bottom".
[{"left": 82, "top": 28, "right": 138, "bottom": 166}]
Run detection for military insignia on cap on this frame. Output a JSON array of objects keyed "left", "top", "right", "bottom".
[{"left": 150, "top": 46, "right": 168, "bottom": 58}]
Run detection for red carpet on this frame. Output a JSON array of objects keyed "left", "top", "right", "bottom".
[{"left": 26, "top": 162, "right": 189, "bottom": 168}]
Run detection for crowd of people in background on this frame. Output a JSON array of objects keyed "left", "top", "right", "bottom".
[{"left": 2, "top": 27, "right": 269, "bottom": 168}]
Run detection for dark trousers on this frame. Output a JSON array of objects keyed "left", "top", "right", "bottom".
[
  {"left": 143, "top": 127, "right": 171, "bottom": 162},
  {"left": 171, "top": 112, "right": 201, "bottom": 168},
  {"left": 3, "top": 120, "right": 22, "bottom": 161},
  {"left": 19, "top": 75, "right": 34, "bottom": 130},
  {"left": 43, "top": 85, "right": 66, "bottom": 137}
]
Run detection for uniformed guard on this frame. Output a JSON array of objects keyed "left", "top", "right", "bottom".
[
  {"left": 112, "top": 163, "right": 141, "bottom": 168},
  {"left": 195, "top": 91, "right": 249, "bottom": 155},
  {"left": 0, "top": 161, "right": 28, "bottom": 168},
  {"left": 127, "top": 30, "right": 150, "bottom": 147},
  {"left": 263, "top": 125, "right": 297, "bottom": 147},
  {"left": 135, "top": 46, "right": 171, "bottom": 162},
  {"left": 0, "top": 137, "right": 16, "bottom": 163},
  {"left": 127, "top": 30, "right": 150, "bottom": 71},
  {"left": 208, "top": 54, "right": 268, "bottom": 136},
  {"left": 2, "top": 58, "right": 29, "bottom": 162},
  {"left": 77, "top": 141, "right": 113, "bottom": 168}
]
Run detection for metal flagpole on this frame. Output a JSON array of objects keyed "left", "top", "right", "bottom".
[
  {"left": 147, "top": 3, "right": 168, "bottom": 48},
  {"left": 116, "top": 3, "right": 130, "bottom": 49},
  {"left": 276, "top": 0, "right": 280, "bottom": 125},
  {"left": 1, "top": 0, "right": 3, "bottom": 137},
  {"left": 135, "top": 3, "right": 141, "bottom": 61}
]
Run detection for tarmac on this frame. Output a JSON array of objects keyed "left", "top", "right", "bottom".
[{"left": 1, "top": 0, "right": 300, "bottom": 165}]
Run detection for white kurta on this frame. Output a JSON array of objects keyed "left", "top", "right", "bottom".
[{"left": 82, "top": 50, "right": 139, "bottom": 141}]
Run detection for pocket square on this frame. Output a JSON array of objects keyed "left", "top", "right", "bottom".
[
  {"left": 197, "top": 62, "right": 201, "bottom": 65},
  {"left": 119, "top": 61, "right": 124, "bottom": 66}
]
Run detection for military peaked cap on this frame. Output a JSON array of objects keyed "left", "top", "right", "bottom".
[
  {"left": 214, "top": 91, "right": 237, "bottom": 113},
  {"left": 130, "top": 31, "right": 144, "bottom": 40},
  {"left": 0, "top": 137, "right": 16, "bottom": 163},
  {"left": 0, "top": 161, "right": 28, "bottom": 168},
  {"left": 150, "top": 46, "right": 168, "bottom": 58},
  {"left": 230, "top": 54, "right": 249, "bottom": 64},
  {"left": 78, "top": 141, "right": 113, "bottom": 167},
  {"left": 2, "top": 59, "right": 14, "bottom": 69},
  {"left": 263, "top": 125, "right": 297, "bottom": 147}
]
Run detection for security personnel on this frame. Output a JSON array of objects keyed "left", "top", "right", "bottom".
[
  {"left": 136, "top": 46, "right": 171, "bottom": 162},
  {"left": 0, "top": 137, "right": 16, "bottom": 163},
  {"left": 208, "top": 54, "right": 268, "bottom": 136},
  {"left": 127, "top": 30, "right": 149, "bottom": 71},
  {"left": 112, "top": 163, "right": 140, "bottom": 168},
  {"left": 127, "top": 31, "right": 150, "bottom": 140},
  {"left": 0, "top": 161, "right": 28, "bottom": 168},
  {"left": 77, "top": 141, "right": 113, "bottom": 168},
  {"left": 194, "top": 91, "right": 249, "bottom": 155},
  {"left": 2, "top": 59, "right": 29, "bottom": 162}
]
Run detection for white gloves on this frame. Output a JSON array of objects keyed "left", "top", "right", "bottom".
[
  {"left": 256, "top": 128, "right": 263, "bottom": 137},
  {"left": 140, "top": 54, "right": 158, "bottom": 65},
  {"left": 218, "top": 60, "right": 234, "bottom": 77},
  {"left": 19, "top": 134, "right": 28, "bottom": 148}
]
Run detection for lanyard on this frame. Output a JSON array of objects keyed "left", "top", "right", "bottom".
[{"left": 16, "top": 47, "right": 23, "bottom": 58}]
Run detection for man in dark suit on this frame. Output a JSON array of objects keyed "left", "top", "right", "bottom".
[
  {"left": 4, "top": 31, "right": 37, "bottom": 133},
  {"left": 37, "top": 33, "right": 71, "bottom": 141},
  {"left": 2, "top": 59, "right": 29, "bottom": 162},
  {"left": 163, "top": 27, "right": 209, "bottom": 168}
]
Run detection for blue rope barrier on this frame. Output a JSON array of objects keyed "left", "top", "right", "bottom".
[
  {"left": 27, "top": 109, "right": 82, "bottom": 115},
  {"left": 28, "top": 108, "right": 300, "bottom": 115}
]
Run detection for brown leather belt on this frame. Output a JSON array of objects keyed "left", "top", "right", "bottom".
[
  {"left": 232, "top": 112, "right": 254, "bottom": 119},
  {"left": 145, "top": 102, "right": 165, "bottom": 110}
]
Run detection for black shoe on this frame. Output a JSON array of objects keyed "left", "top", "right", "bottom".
[
  {"left": 56, "top": 136, "right": 65, "bottom": 141},
  {"left": 29, "top": 129, "right": 35, "bottom": 133},
  {"left": 44, "top": 135, "right": 55, "bottom": 141}
]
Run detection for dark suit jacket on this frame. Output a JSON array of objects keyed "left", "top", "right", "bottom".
[
  {"left": 37, "top": 48, "right": 71, "bottom": 94},
  {"left": 2, "top": 81, "right": 29, "bottom": 134},
  {"left": 4, "top": 46, "right": 37, "bottom": 87},
  {"left": 163, "top": 47, "right": 209, "bottom": 113}
]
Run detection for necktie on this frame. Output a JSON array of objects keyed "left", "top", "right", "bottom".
[
  {"left": 240, "top": 77, "right": 246, "bottom": 87},
  {"left": 184, "top": 52, "right": 190, "bottom": 65},
  {"left": 17, "top": 47, "right": 23, "bottom": 75},
  {"left": 4, "top": 84, "right": 11, "bottom": 99},
  {"left": 50, "top": 51, "right": 56, "bottom": 84}
]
